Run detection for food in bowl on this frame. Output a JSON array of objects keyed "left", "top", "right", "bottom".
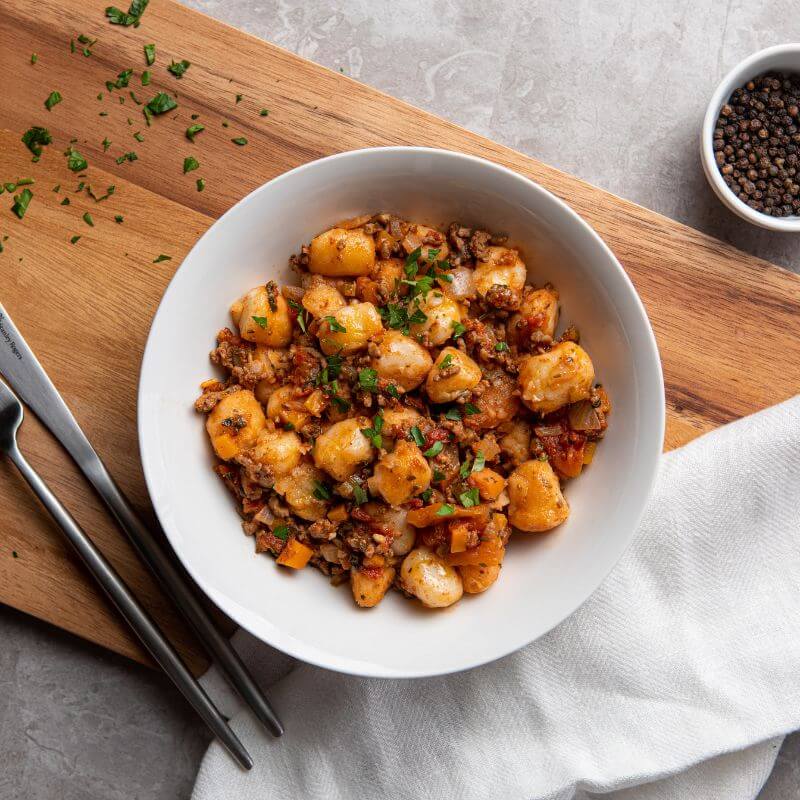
[{"left": 194, "top": 213, "right": 611, "bottom": 610}]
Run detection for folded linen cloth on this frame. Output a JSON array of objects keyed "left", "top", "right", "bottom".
[{"left": 193, "top": 396, "right": 800, "bottom": 800}]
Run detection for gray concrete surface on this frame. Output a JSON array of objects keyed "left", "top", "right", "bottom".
[{"left": 3, "top": 1, "right": 799, "bottom": 797}]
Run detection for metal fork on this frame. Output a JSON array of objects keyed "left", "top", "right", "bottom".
[{"left": 0, "top": 378, "right": 253, "bottom": 770}]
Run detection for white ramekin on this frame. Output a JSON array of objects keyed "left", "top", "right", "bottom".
[{"left": 701, "top": 43, "right": 800, "bottom": 232}]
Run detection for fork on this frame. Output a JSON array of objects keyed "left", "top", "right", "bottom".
[{"left": 0, "top": 378, "right": 253, "bottom": 770}]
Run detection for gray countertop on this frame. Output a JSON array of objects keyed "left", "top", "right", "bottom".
[{"left": 2, "top": 1, "right": 799, "bottom": 797}]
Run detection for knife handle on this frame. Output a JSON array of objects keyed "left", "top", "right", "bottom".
[{"left": 7, "top": 444, "right": 253, "bottom": 770}]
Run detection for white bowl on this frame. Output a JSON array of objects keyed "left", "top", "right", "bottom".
[
  {"left": 138, "top": 147, "right": 664, "bottom": 678},
  {"left": 701, "top": 43, "right": 800, "bottom": 232}
]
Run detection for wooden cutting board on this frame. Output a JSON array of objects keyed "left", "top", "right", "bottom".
[{"left": 1, "top": 0, "right": 799, "bottom": 674}]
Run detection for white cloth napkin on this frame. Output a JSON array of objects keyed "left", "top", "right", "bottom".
[{"left": 193, "top": 396, "right": 800, "bottom": 800}]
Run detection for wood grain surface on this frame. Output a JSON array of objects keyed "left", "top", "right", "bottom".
[{"left": 0, "top": 0, "right": 798, "bottom": 670}]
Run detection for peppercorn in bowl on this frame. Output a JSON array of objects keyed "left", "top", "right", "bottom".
[
  {"left": 138, "top": 147, "right": 664, "bottom": 677},
  {"left": 702, "top": 43, "right": 800, "bottom": 231}
]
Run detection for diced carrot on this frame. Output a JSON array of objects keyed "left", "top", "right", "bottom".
[
  {"left": 449, "top": 522, "right": 471, "bottom": 553},
  {"left": 468, "top": 468, "right": 506, "bottom": 501},
  {"left": 304, "top": 389, "right": 327, "bottom": 416},
  {"left": 407, "top": 503, "right": 489, "bottom": 529},
  {"left": 446, "top": 538, "right": 505, "bottom": 567},
  {"left": 362, "top": 554, "right": 385, "bottom": 569},
  {"left": 276, "top": 538, "right": 313, "bottom": 569},
  {"left": 327, "top": 504, "right": 348, "bottom": 522}
]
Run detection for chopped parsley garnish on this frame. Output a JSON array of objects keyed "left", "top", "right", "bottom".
[
  {"left": 318, "top": 354, "right": 343, "bottom": 384},
  {"left": 87, "top": 184, "right": 115, "bottom": 201},
  {"left": 21, "top": 126, "right": 52, "bottom": 158},
  {"left": 65, "top": 147, "right": 88, "bottom": 172},
  {"left": 113, "top": 69, "right": 133, "bottom": 89},
  {"left": 472, "top": 451, "right": 486, "bottom": 473},
  {"left": 82, "top": 212, "right": 94, "bottom": 227},
  {"left": 186, "top": 123, "right": 205, "bottom": 142},
  {"left": 420, "top": 488, "right": 433, "bottom": 503},
  {"left": 435, "top": 504, "right": 455, "bottom": 517},
  {"left": 358, "top": 368, "right": 378, "bottom": 392},
  {"left": 432, "top": 468, "right": 446, "bottom": 482},
  {"left": 352, "top": 482, "right": 368, "bottom": 505},
  {"left": 141, "top": 70, "right": 151, "bottom": 86},
  {"left": 360, "top": 412, "right": 384, "bottom": 449},
  {"left": 235, "top": 93, "right": 243, "bottom": 103},
  {"left": 11, "top": 189, "right": 33, "bottom": 219},
  {"left": 70, "top": 235, "right": 81, "bottom": 244},
  {"left": 102, "top": 137, "right": 112, "bottom": 151},
  {"left": 16, "top": 178, "right": 34, "bottom": 187},
  {"left": 409, "top": 426, "right": 425, "bottom": 447},
  {"left": 196, "top": 178, "right": 205, "bottom": 192},
  {"left": 312, "top": 481, "right": 332, "bottom": 501},
  {"left": 114, "top": 215, "right": 123, "bottom": 223},
  {"left": 438, "top": 353, "right": 453, "bottom": 370},
  {"left": 44, "top": 91, "right": 62, "bottom": 111},
  {"left": 115, "top": 151, "right": 138, "bottom": 164},
  {"left": 260, "top": 109, "right": 269, "bottom": 116},
  {"left": 153, "top": 254, "right": 171, "bottom": 263},
  {"left": 459, "top": 487, "right": 480, "bottom": 508},
  {"left": 404, "top": 246, "right": 422, "bottom": 276},
  {"left": 251, "top": 315, "right": 268, "bottom": 329},
  {"left": 272, "top": 524, "right": 289, "bottom": 541},
  {"left": 386, "top": 384, "right": 400, "bottom": 399},
  {"left": 144, "top": 43, "right": 155, "bottom": 65},
  {"left": 167, "top": 59, "right": 191, "bottom": 78},
  {"left": 106, "top": 0, "right": 150, "bottom": 27},
  {"left": 231, "top": 137, "right": 248, "bottom": 146},
  {"left": 464, "top": 402, "right": 480, "bottom": 415},
  {"left": 444, "top": 407, "right": 461, "bottom": 421},
  {"left": 60, "top": 197, "right": 70, "bottom": 206},
  {"left": 495, "top": 341, "right": 509, "bottom": 352},
  {"left": 423, "top": 441, "right": 443, "bottom": 458},
  {"left": 146, "top": 92, "right": 177, "bottom": 115},
  {"left": 183, "top": 156, "right": 200, "bottom": 174},
  {"left": 323, "top": 315, "right": 346, "bottom": 333},
  {"left": 4, "top": 183, "right": 16, "bottom": 193},
  {"left": 452, "top": 321, "right": 466, "bottom": 338}
]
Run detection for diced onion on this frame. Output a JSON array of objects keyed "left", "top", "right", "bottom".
[{"left": 567, "top": 400, "right": 602, "bottom": 432}]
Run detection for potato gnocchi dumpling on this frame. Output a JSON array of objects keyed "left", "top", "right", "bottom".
[{"left": 196, "top": 213, "right": 610, "bottom": 609}]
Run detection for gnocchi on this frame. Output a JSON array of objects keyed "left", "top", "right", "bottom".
[{"left": 197, "top": 213, "right": 609, "bottom": 609}]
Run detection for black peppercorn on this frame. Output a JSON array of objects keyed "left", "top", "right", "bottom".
[{"left": 713, "top": 71, "right": 800, "bottom": 216}]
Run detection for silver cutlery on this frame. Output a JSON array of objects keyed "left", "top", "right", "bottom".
[
  {"left": 0, "top": 377, "right": 253, "bottom": 769},
  {"left": 0, "top": 301, "right": 282, "bottom": 741}
]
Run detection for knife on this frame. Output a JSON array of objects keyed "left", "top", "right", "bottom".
[{"left": 0, "top": 300, "right": 283, "bottom": 738}]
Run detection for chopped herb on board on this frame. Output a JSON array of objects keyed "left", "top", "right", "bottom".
[
  {"left": 235, "top": 93, "right": 243, "bottom": 103},
  {"left": 31, "top": 53, "right": 38, "bottom": 64},
  {"left": 60, "top": 197, "right": 70, "bottom": 206},
  {"left": 183, "top": 156, "right": 199, "bottom": 174},
  {"left": 114, "top": 215, "right": 124, "bottom": 223},
  {"left": 259, "top": 108, "right": 269, "bottom": 116},
  {"left": 11, "top": 189, "right": 33, "bottom": 219},
  {"left": 44, "top": 91, "right": 62, "bottom": 111},
  {"left": 153, "top": 254, "right": 171, "bottom": 263},
  {"left": 21, "top": 126, "right": 52, "bottom": 158},
  {"left": 115, "top": 151, "right": 138, "bottom": 164},
  {"left": 106, "top": 0, "right": 150, "bottom": 27},
  {"left": 167, "top": 59, "right": 190, "bottom": 78},
  {"left": 231, "top": 137, "right": 247, "bottom": 146},
  {"left": 133, "top": 131, "right": 145, "bottom": 142},
  {"left": 70, "top": 235, "right": 81, "bottom": 244},
  {"left": 196, "top": 178, "right": 205, "bottom": 192},
  {"left": 144, "top": 43, "right": 155, "bottom": 65},
  {"left": 186, "top": 123, "right": 204, "bottom": 142},
  {"left": 65, "top": 147, "right": 88, "bottom": 172},
  {"left": 141, "top": 70, "right": 151, "bottom": 86},
  {"left": 82, "top": 211, "right": 94, "bottom": 227},
  {"left": 146, "top": 92, "right": 177, "bottom": 115}
]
